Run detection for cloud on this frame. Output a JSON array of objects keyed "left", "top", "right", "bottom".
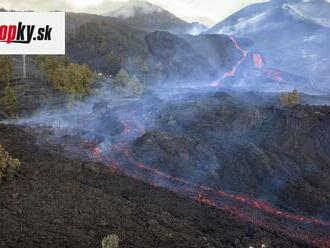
[
  {"left": 0, "top": 0, "right": 267, "bottom": 24},
  {"left": 0, "top": 0, "right": 74, "bottom": 11}
]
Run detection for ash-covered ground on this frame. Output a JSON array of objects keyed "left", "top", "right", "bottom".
[
  {"left": 0, "top": 122, "right": 312, "bottom": 248},
  {"left": 1, "top": 87, "right": 330, "bottom": 247}
]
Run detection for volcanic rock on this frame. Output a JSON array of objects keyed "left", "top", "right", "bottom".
[
  {"left": 133, "top": 92, "right": 330, "bottom": 218},
  {"left": 0, "top": 123, "right": 310, "bottom": 248}
]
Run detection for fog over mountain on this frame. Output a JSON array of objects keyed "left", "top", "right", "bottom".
[
  {"left": 106, "top": 0, "right": 163, "bottom": 18},
  {"left": 0, "top": 0, "right": 267, "bottom": 25},
  {"left": 207, "top": 0, "right": 330, "bottom": 92}
]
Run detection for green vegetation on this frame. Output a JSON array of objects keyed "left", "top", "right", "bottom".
[
  {"left": 37, "top": 56, "right": 94, "bottom": 99},
  {"left": 0, "top": 56, "right": 13, "bottom": 88},
  {"left": 105, "top": 53, "right": 122, "bottom": 75},
  {"left": 113, "top": 69, "right": 144, "bottom": 97},
  {"left": 280, "top": 89, "right": 300, "bottom": 107},
  {"left": 70, "top": 20, "right": 146, "bottom": 57},
  {"left": 0, "top": 86, "right": 18, "bottom": 117},
  {"left": 66, "top": 16, "right": 149, "bottom": 75},
  {"left": 113, "top": 69, "right": 130, "bottom": 87},
  {"left": 0, "top": 145, "right": 21, "bottom": 184},
  {"left": 101, "top": 234, "right": 119, "bottom": 248},
  {"left": 0, "top": 56, "right": 16, "bottom": 116}
]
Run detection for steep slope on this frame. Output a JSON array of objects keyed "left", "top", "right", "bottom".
[
  {"left": 65, "top": 12, "right": 150, "bottom": 75},
  {"left": 289, "top": 0, "right": 330, "bottom": 27},
  {"left": 145, "top": 31, "right": 241, "bottom": 84},
  {"left": 207, "top": 0, "right": 330, "bottom": 91}
]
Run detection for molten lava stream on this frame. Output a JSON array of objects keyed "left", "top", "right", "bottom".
[
  {"left": 120, "top": 149, "right": 330, "bottom": 247},
  {"left": 85, "top": 112, "right": 330, "bottom": 247},
  {"left": 223, "top": 36, "right": 248, "bottom": 79},
  {"left": 210, "top": 36, "right": 247, "bottom": 88}
]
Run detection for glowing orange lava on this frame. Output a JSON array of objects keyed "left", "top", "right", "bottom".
[
  {"left": 210, "top": 36, "right": 248, "bottom": 88},
  {"left": 83, "top": 110, "right": 330, "bottom": 247},
  {"left": 222, "top": 36, "right": 248, "bottom": 80},
  {"left": 253, "top": 53, "right": 265, "bottom": 68},
  {"left": 265, "top": 70, "right": 289, "bottom": 83}
]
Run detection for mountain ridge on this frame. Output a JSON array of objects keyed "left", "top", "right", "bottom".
[
  {"left": 104, "top": 0, "right": 207, "bottom": 34},
  {"left": 206, "top": 0, "right": 330, "bottom": 91}
]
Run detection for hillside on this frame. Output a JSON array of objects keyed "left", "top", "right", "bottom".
[
  {"left": 206, "top": 0, "right": 330, "bottom": 91},
  {"left": 105, "top": 0, "right": 207, "bottom": 34},
  {"left": 65, "top": 12, "right": 149, "bottom": 75},
  {"left": 0, "top": 124, "right": 310, "bottom": 248}
]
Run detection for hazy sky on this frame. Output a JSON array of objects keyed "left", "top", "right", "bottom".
[{"left": 0, "top": 0, "right": 267, "bottom": 25}]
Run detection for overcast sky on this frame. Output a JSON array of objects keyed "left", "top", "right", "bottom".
[{"left": 0, "top": 0, "right": 267, "bottom": 25}]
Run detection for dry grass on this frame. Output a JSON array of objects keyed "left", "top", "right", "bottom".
[{"left": 101, "top": 234, "right": 119, "bottom": 248}]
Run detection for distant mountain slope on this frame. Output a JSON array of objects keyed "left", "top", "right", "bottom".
[
  {"left": 145, "top": 31, "right": 241, "bottom": 84},
  {"left": 65, "top": 12, "right": 149, "bottom": 75},
  {"left": 207, "top": 0, "right": 330, "bottom": 91},
  {"left": 289, "top": 0, "right": 330, "bottom": 27},
  {"left": 104, "top": 0, "right": 207, "bottom": 34}
]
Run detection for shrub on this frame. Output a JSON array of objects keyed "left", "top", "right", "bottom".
[
  {"left": 0, "top": 145, "right": 21, "bottom": 183},
  {"left": 125, "top": 75, "right": 144, "bottom": 96},
  {"left": 50, "top": 63, "right": 93, "bottom": 97},
  {"left": 1, "top": 86, "right": 18, "bottom": 116},
  {"left": 0, "top": 56, "right": 13, "bottom": 88},
  {"left": 280, "top": 89, "right": 300, "bottom": 107},
  {"left": 105, "top": 53, "right": 122, "bottom": 75},
  {"left": 113, "top": 69, "right": 144, "bottom": 97},
  {"left": 113, "top": 69, "right": 130, "bottom": 88},
  {"left": 37, "top": 56, "right": 94, "bottom": 99},
  {"left": 101, "top": 234, "right": 119, "bottom": 248}
]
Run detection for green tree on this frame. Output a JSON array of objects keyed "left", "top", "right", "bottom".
[
  {"left": 114, "top": 69, "right": 130, "bottom": 88},
  {"left": 105, "top": 53, "right": 122, "bottom": 75},
  {"left": 0, "top": 56, "right": 12, "bottom": 88},
  {"left": 37, "top": 56, "right": 94, "bottom": 99},
  {"left": 280, "top": 89, "right": 300, "bottom": 107},
  {"left": 127, "top": 75, "right": 144, "bottom": 96},
  {"left": 290, "top": 89, "right": 300, "bottom": 106},
  {"left": 51, "top": 64, "right": 93, "bottom": 97},
  {"left": 2, "top": 86, "right": 17, "bottom": 116},
  {"left": 113, "top": 69, "right": 144, "bottom": 97}
]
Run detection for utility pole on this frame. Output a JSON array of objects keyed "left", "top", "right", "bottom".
[{"left": 23, "top": 54, "right": 26, "bottom": 79}]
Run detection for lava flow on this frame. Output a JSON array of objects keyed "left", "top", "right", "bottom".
[
  {"left": 210, "top": 36, "right": 248, "bottom": 88},
  {"left": 265, "top": 70, "right": 289, "bottom": 84},
  {"left": 80, "top": 37, "right": 328, "bottom": 246},
  {"left": 223, "top": 36, "right": 248, "bottom": 79},
  {"left": 210, "top": 36, "right": 292, "bottom": 88},
  {"left": 83, "top": 113, "right": 330, "bottom": 248},
  {"left": 253, "top": 53, "right": 265, "bottom": 69}
]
